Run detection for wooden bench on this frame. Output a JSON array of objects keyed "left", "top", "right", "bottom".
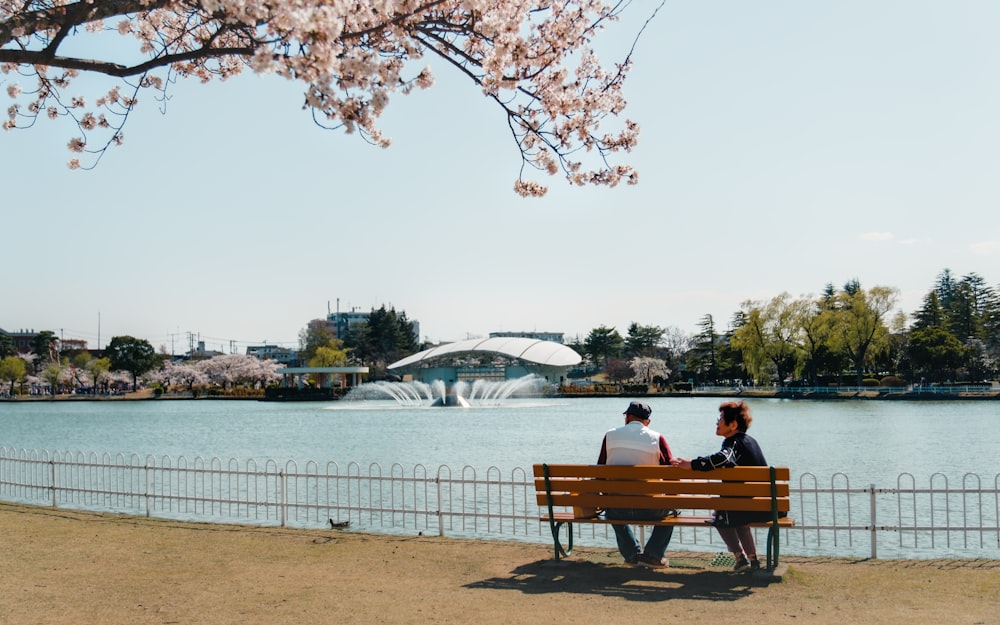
[{"left": 533, "top": 463, "right": 795, "bottom": 570}]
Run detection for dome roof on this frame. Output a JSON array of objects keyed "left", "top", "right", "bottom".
[{"left": 387, "top": 337, "right": 582, "bottom": 370}]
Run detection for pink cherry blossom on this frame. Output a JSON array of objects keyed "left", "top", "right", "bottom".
[{"left": 1, "top": 1, "right": 662, "bottom": 195}]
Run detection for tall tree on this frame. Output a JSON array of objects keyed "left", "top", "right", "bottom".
[
  {"left": 834, "top": 284, "right": 898, "bottom": 386},
  {"left": 28, "top": 330, "right": 58, "bottom": 372},
  {"left": 299, "top": 321, "right": 340, "bottom": 365},
  {"left": 912, "top": 290, "right": 947, "bottom": 331},
  {"left": 799, "top": 300, "right": 842, "bottom": 385},
  {"left": 935, "top": 269, "right": 959, "bottom": 310},
  {"left": 688, "top": 315, "right": 718, "bottom": 383},
  {"left": 730, "top": 293, "right": 806, "bottom": 387},
  {"left": 0, "top": 355, "right": 26, "bottom": 395},
  {"left": 85, "top": 357, "right": 112, "bottom": 393},
  {"left": 583, "top": 326, "right": 624, "bottom": 367},
  {"left": 41, "top": 362, "right": 65, "bottom": 396},
  {"left": 0, "top": 333, "right": 15, "bottom": 358},
  {"left": 624, "top": 322, "right": 664, "bottom": 358},
  {"left": 106, "top": 335, "right": 160, "bottom": 391},
  {"left": 347, "top": 305, "right": 418, "bottom": 373},
  {"left": 908, "top": 326, "right": 965, "bottom": 382},
  {"left": 0, "top": 1, "right": 659, "bottom": 196},
  {"left": 659, "top": 326, "right": 692, "bottom": 373}
]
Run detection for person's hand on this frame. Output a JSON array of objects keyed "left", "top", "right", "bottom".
[{"left": 671, "top": 458, "right": 692, "bottom": 469}]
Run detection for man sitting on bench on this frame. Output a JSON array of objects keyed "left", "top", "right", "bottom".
[{"left": 596, "top": 401, "right": 676, "bottom": 568}]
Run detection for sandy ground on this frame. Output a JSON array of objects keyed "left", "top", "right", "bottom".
[{"left": 2, "top": 501, "right": 998, "bottom": 625}]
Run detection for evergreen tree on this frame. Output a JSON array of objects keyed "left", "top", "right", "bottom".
[
  {"left": 624, "top": 322, "right": 664, "bottom": 358},
  {"left": 583, "top": 326, "right": 624, "bottom": 366},
  {"left": 912, "top": 290, "right": 947, "bottom": 330},
  {"left": 689, "top": 314, "right": 719, "bottom": 383}
]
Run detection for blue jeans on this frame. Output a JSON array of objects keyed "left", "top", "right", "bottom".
[{"left": 604, "top": 508, "right": 675, "bottom": 561}]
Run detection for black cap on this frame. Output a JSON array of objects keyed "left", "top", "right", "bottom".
[{"left": 623, "top": 401, "right": 652, "bottom": 420}]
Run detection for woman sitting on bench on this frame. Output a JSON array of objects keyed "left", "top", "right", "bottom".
[{"left": 671, "top": 400, "right": 769, "bottom": 573}]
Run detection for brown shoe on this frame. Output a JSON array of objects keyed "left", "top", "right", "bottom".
[{"left": 636, "top": 553, "right": 668, "bottom": 569}]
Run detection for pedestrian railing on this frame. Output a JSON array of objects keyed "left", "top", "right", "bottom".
[
  {"left": 695, "top": 384, "right": 997, "bottom": 396},
  {"left": 1, "top": 447, "right": 998, "bottom": 560}
]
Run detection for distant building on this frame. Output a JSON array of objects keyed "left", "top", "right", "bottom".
[
  {"left": 60, "top": 338, "right": 88, "bottom": 352},
  {"left": 186, "top": 340, "right": 224, "bottom": 360},
  {"left": 489, "top": 331, "right": 565, "bottom": 344},
  {"left": 0, "top": 328, "right": 86, "bottom": 356},
  {"left": 246, "top": 344, "right": 299, "bottom": 366},
  {"left": 327, "top": 308, "right": 372, "bottom": 340},
  {"left": 1, "top": 328, "right": 36, "bottom": 353},
  {"left": 324, "top": 304, "right": 420, "bottom": 342},
  {"left": 388, "top": 337, "right": 581, "bottom": 386}
]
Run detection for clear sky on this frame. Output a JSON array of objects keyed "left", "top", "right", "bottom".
[{"left": 4, "top": 2, "right": 999, "bottom": 355}]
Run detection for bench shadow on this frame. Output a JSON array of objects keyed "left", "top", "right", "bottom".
[{"left": 464, "top": 560, "right": 771, "bottom": 602}]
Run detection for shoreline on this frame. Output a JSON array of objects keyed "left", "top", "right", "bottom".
[{"left": 4, "top": 389, "right": 998, "bottom": 402}]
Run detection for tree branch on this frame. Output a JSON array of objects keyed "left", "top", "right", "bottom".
[{"left": 1, "top": 0, "right": 175, "bottom": 47}]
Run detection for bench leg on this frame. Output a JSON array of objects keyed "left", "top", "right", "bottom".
[
  {"left": 766, "top": 525, "right": 780, "bottom": 569},
  {"left": 550, "top": 520, "right": 574, "bottom": 560}
]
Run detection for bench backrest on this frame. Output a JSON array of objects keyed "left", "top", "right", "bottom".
[{"left": 533, "top": 464, "right": 791, "bottom": 513}]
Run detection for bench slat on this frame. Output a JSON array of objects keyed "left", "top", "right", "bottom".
[
  {"left": 541, "top": 511, "right": 797, "bottom": 528},
  {"left": 534, "top": 464, "right": 790, "bottom": 482},
  {"left": 535, "top": 477, "right": 790, "bottom": 498},
  {"left": 538, "top": 493, "right": 790, "bottom": 512}
]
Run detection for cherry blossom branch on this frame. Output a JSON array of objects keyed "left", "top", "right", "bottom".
[{"left": 2, "top": 1, "right": 659, "bottom": 196}]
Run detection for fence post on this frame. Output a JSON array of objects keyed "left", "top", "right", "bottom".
[
  {"left": 144, "top": 463, "right": 151, "bottom": 518},
  {"left": 279, "top": 470, "right": 287, "bottom": 528},
  {"left": 869, "top": 483, "right": 877, "bottom": 559},
  {"left": 436, "top": 476, "right": 445, "bottom": 537},
  {"left": 49, "top": 460, "right": 56, "bottom": 508}
]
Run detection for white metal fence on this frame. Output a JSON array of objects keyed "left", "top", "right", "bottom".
[{"left": 2, "top": 447, "right": 998, "bottom": 560}]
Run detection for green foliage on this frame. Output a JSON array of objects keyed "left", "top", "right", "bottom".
[
  {"left": 344, "top": 305, "right": 419, "bottom": 374},
  {"left": 0, "top": 356, "right": 27, "bottom": 394},
  {"left": 620, "top": 383, "right": 648, "bottom": 394},
  {"left": 624, "top": 323, "right": 664, "bottom": 357},
  {"left": 878, "top": 375, "right": 908, "bottom": 387},
  {"left": 41, "top": 363, "right": 63, "bottom": 396},
  {"left": 0, "top": 334, "right": 15, "bottom": 358},
  {"left": 106, "top": 335, "right": 160, "bottom": 390},
  {"left": 908, "top": 325, "right": 965, "bottom": 381},
  {"left": 687, "top": 315, "right": 719, "bottom": 383},
  {"left": 299, "top": 323, "right": 339, "bottom": 365},
  {"left": 834, "top": 285, "right": 898, "bottom": 386},
  {"left": 29, "top": 330, "right": 58, "bottom": 372},
  {"left": 309, "top": 344, "right": 349, "bottom": 367},
  {"left": 583, "top": 325, "right": 624, "bottom": 366},
  {"left": 730, "top": 293, "right": 807, "bottom": 387}
]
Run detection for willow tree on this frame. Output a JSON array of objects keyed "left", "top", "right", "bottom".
[
  {"left": 730, "top": 293, "right": 808, "bottom": 387},
  {"left": 799, "top": 300, "right": 843, "bottom": 385},
  {"left": 833, "top": 284, "right": 898, "bottom": 386},
  {"left": 2, "top": 1, "right": 660, "bottom": 195}
]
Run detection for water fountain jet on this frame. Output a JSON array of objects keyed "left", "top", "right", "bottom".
[{"left": 344, "top": 374, "right": 545, "bottom": 407}]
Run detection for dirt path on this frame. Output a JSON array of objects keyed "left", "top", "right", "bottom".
[{"left": 2, "top": 502, "right": 998, "bottom": 625}]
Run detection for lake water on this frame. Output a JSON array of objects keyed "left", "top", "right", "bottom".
[{"left": 0, "top": 395, "right": 995, "bottom": 487}]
